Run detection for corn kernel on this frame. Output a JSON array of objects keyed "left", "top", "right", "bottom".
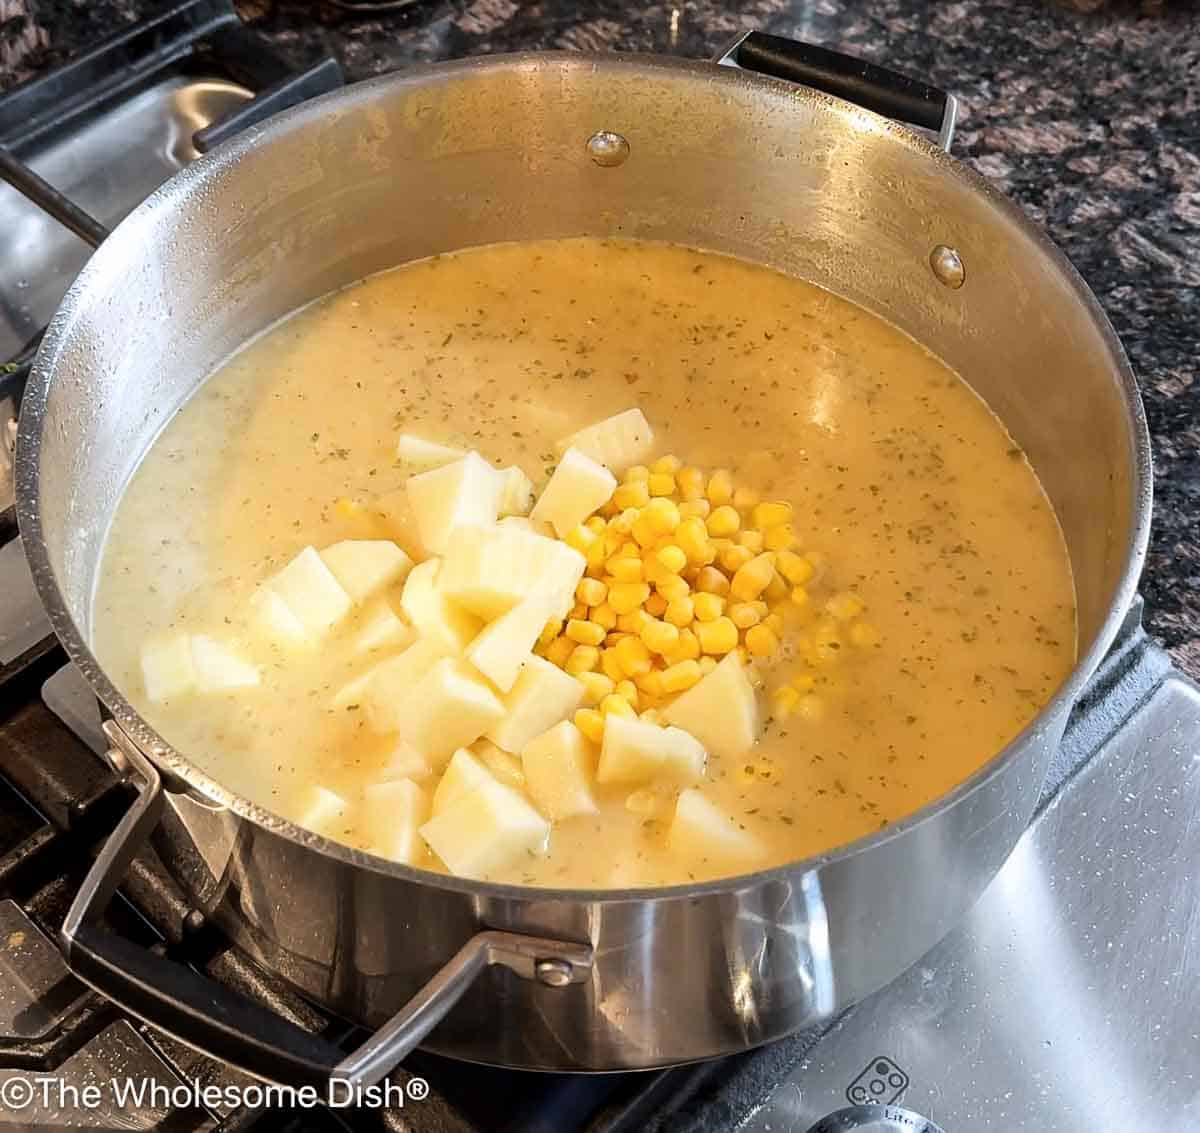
[
  {"left": 576, "top": 578, "right": 607, "bottom": 607},
  {"left": 569, "top": 602, "right": 588, "bottom": 620},
  {"left": 729, "top": 602, "right": 762, "bottom": 630},
  {"left": 718, "top": 543, "right": 755, "bottom": 574},
  {"left": 635, "top": 669, "right": 666, "bottom": 698},
  {"left": 606, "top": 631, "right": 628, "bottom": 645},
  {"left": 681, "top": 563, "right": 701, "bottom": 582},
  {"left": 616, "top": 609, "right": 650, "bottom": 634},
  {"left": 624, "top": 465, "right": 649, "bottom": 482},
  {"left": 678, "top": 498, "right": 711, "bottom": 520},
  {"left": 578, "top": 672, "right": 615, "bottom": 706},
  {"left": 827, "top": 593, "right": 866, "bottom": 621},
  {"left": 677, "top": 467, "right": 705, "bottom": 499},
  {"left": 707, "top": 469, "right": 734, "bottom": 505},
  {"left": 764, "top": 524, "right": 797, "bottom": 552},
  {"left": 586, "top": 541, "right": 608, "bottom": 572},
  {"left": 775, "top": 550, "right": 814, "bottom": 586},
  {"left": 565, "top": 644, "right": 601, "bottom": 674},
  {"left": 545, "top": 635, "right": 575, "bottom": 668},
  {"left": 764, "top": 612, "right": 785, "bottom": 635},
  {"left": 732, "top": 486, "right": 760, "bottom": 512},
  {"left": 666, "top": 628, "right": 701, "bottom": 664},
  {"left": 655, "top": 544, "right": 687, "bottom": 574},
  {"left": 849, "top": 621, "right": 881, "bottom": 648},
  {"left": 651, "top": 454, "right": 681, "bottom": 475},
  {"left": 695, "top": 566, "right": 731, "bottom": 596},
  {"left": 792, "top": 672, "right": 817, "bottom": 693},
  {"left": 599, "top": 498, "right": 620, "bottom": 517},
  {"left": 607, "top": 556, "right": 644, "bottom": 583},
  {"left": 600, "top": 693, "right": 637, "bottom": 719},
  {"left": 706, "top": 505, "right": 740, "bottom": 538},
  {"left": 614, "top": 635, "right": 653, "bottom": 678},
  {"left": 644, "top": 590, "right": 666, "bottom": 618},
  {"left": 764, "top": 571, "right": 791, "bottom": 605},
  {"left": 585, "top": 515, "right": 607, "bottom": 534},
  {"left": 574, "top": 708, "right": 605, "bottom": 744},
  {"left": 628, "top": 516, "right": 656, "bottom": 548},
  {"left": 738, "top": 529, "right": 764, "bottom": 553},
  {"left": 334, "top": 497, "right": 363, "bottom": 520},
  {"left": 772, "top": 685, "right": 801, "bottom": 718},
  {"left": 699, "top": 656, "right": 718, "bottom": 675},
  {"left": 591, "top": 602, "right": 618, "bottom": 630},
  {"left": 693, "top": 592, "right": 726, "bottom": 623},
  {"left": 753, "top": 501, "right": 793, "bottom": 529},
  {"left": 614, "top": 481, "right": 650, "bottom": 509},
  {"left": 566, "top": 619, "right": 607, "bottom": 647},
  {"left": 648, "top": 472, "right": 676, "bottom": 497},
  {"left": 641, "top": 618, "right": 680, "bottom": 655},
  {"left": 661, "top": 659, "right": 703, "bottom": 693},
  {"left": 644, "top": 497, "right": 681, "bottom": 534},
  {"left": 538, "top": 618, "right": 563, "bottom": 647},
  {"left": 795, "top": 694, "right": 825, "bottom": 722},
  {"left": 601, "top": 649, "right": 625, "bottom": 683},
  {"left": 611, "top": 508, "right": 639, "bottom": 535},
  {"left": 676, "top": 518, "right": 713, "bottom": 564},
  {"left": 664, "top": 595, "right": 695, "bottom": 627},
  {"left": 608, "top": 581, "right": 651, "bottom": 614},
  {"left": 790, "top": 586, "right": 810, "bottom": 610},
  {"left": 564, "top": 524, "right": 598, "bottom": 554},
  {"left": 696, "top": 616, "right": 738, "bottom": 654},
  {"left": 615, "top": 679, "right": 640, "bottom": 708},
  {"left": 744, "top": 624, "right": 780, "bottom": 658},
  {"left": 730, "top": 552, "right": 776, "bottom": 601}
]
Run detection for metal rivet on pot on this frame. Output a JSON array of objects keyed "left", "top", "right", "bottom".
[
  {"left": 535, "top": 958, "right": 574, "bottom": 987},
  {"left": 586, "top": 130, "right": 630, "bottom": 168},
  {"left": 929, "top": 244, "right": 966, "bottom": 289}
]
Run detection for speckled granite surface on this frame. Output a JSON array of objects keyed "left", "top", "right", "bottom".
[{"left": 3, "top": 0, "right": 1198, "bottom": 674}]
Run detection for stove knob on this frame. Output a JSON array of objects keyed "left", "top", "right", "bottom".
[{"left": 805, "top": 1105, "right": 946, "bottom": 1133}]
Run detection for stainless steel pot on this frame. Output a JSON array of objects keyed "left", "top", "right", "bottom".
[{"left": 14, "top": 34, "right": 1151, "bottom": 1084}]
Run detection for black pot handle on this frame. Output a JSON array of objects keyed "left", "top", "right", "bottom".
[
  {"left": 716, "top": 31, "right": 958, "bottom": 152},
  {"left": 61, "top": 721, "right": 593, "bottom": 1090}
]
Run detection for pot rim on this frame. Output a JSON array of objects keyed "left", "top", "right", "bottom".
[{"left": 15, "top": 49, "right": 1153, "bottom": 905}]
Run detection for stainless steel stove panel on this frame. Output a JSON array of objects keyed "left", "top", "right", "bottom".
[{"left": 742, "top": 671, "right": 1200, "bottom": 1133}]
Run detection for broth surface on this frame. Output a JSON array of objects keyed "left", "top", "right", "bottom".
[{"left": 94, "top": 238, "right": 1075, "bottom": 886}]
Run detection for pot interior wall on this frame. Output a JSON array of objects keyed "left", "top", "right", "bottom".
[{"left": 28, "top": 55, "right": 1139, "bottom": 677}]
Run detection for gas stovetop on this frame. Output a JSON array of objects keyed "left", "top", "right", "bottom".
[{"left": 1, "top": 4, "right": 1197, "bottom": 1131}]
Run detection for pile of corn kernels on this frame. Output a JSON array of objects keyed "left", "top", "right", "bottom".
[{"left": 531, "top": 455, "right": 880, "bottom": 744}]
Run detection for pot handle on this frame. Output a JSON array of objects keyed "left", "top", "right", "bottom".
[
  {"left": 60, "top": 724, "right": 592, "bottom": 1090},
  {"left": 716, "top": 31, "right": 958, "bottom": 152}
]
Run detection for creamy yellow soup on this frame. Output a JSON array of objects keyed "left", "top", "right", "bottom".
[{"left": 93, "top": 238, "right": 1075, "bottom": 887}]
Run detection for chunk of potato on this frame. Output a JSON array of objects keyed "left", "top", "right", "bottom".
[
  {"left": 353, "top": 599, "right": 414, "bottom": 655},
  {"left": 419, "top": 778, "right": 549, "bottom": 879},
  {"left": 486, "top": 655, "right": 584, "bottom": 754},
  {"left": 662, "top": 651, "right": 760, "bottom": 762},
  {"left": 558, "top": 408, "right": 655, "bottom": 475},
  {"left": 400, "top": 658, "right": 506, "bottom": 770},
  {"left": 597, "top": 714, "right": 706, "bottom": 786},
  {"left": 522, "top": 721, "right": 598, "bottom": 821},
  {"left": 432, "top": 748, "right": 498, "bottom": 815},
  {"left": 464, "top": 594, "right": 556, "bottom": 693},
  {"left": 472, "top": 740, "right": 526, "bottom": 789},
  {"left": 361, "top": 638, "right": 449, "bottom": 733},
  {"left": 406, "top": 451, "right": 500, "bottom": 555},
  {"left": 249, "top": 589, "right": 310, "bottom": 651},
  {"left": 400, "top": 559, "right": 482, "bottom": 654},
  {"left": 669, "top": 789, "right": 765, "bottom": 868},
  {"left": 189, "top": 635, "right": 261, "bottom": 693},
  {"left": 296, "top": 785, "right": 350, "bottom": 838},
  {"left": 140, "top": 633, "right": 197, "bottom": 704},
  {"left": 496, "top": 466, "right": 534, "bottom": 516},
  {"left": 530, "top": 447, "right": 617, "bottom": 537},
  {"left": 362, "top": 778, "right": 429, "bottom": 865},
  {"left": 319, "top": 540, "right": 412, "bottom": 603},
  {"left": 263, "top": 546, "right": 353, "bottom": 641},
  {"left": 395, "top": 434, "right": 466, "bottom": 470}
]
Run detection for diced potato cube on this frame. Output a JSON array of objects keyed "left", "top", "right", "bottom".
[
  {"left": 319, "top": 540, "right": 412, "bottom": 603},
  {"left": 464, "top": 595, "right": 556, "bottom": 693},
  {"left": 670, "top": 789, "right": 765, "bottom": 867},
  {"left": 361, "top": 638, "right": 449, "bottom": 733},
  {"left": 521, "top": 721, "right": 598, "bottom": 821},
  {"left": 140, "top": 634, "right": 197, "bottom": 704},
  {"left": 497, "top": 466, "right": 534, "bottom": 516},
  {"left": 372, "top": 487, "right": 429, "bottom": 561},
  {"left": 485, "top": 655, "right": 585, "bottom": 754},
  {"left": 420, "top": 779, "right": 549, "bottom": 879},
  {"left": 401, "top": 658, "right": 506, "bottom": 769},
  {"left": 362, "top": 778, "right": 430, "bottom": 864},
  {"left": 432, "top": 748, "right": 498, "bottom": 815},
  {"left": 438, "top": 525, "right": 585, "bottom": 621},
  {"left": 297, "top": 785, "right": 350, "bottom": 838},
  {"left": 662, "top": 651, "right": 760, "bottom": 762},
  {"left": 250, "top": 589, "right": 310, "bottom": 651},
  {"left": 406, "top": 451, "right": 500, "bottom": 555},
  {"left": 353, "top": 598, "right": 414, "bottom": 654},
  {"left": 395, "top": 434, "right": 466, "bottom": 469},
  {"left": 472, "top": 740, "right": 526, "bottom": 789},
  {"left": 332, "top": 669, "right": 375, "bottom": 711},
  {"left": 190, "top": 635, "right": 261, "bottom": 693},
  {"left": 530, "top": 447, "right": 617, "bottom": 537},
  {"left": 558, "top": 408, "right": 655, "bottom": 475},
  {"left": 379, "top": 737, "right": 433, "bottom": 781},
  {"left": 597, "top": 714, "right": 706, "bottom": 785},
  {"left": 400, "top": 559, "right": 482, "bottom": 654},
  {"left": 264, "top": 546, "right": 353, "bottom": 640}
]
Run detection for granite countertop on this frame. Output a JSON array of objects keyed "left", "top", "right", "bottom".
[{"left": 3, "top": 0, "right": 1198, "bottom": 676}]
